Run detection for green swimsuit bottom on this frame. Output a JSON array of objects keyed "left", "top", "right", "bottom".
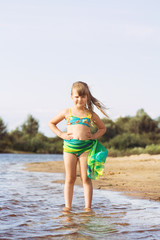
[{"left": 63, "top": 139, "right": 108, "bottom": 180}]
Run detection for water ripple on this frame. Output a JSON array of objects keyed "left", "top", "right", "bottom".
[{"left": 0, "top": 154, "right": 160, "bottom": 240}]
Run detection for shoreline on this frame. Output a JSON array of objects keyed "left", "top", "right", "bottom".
[{"left": 24, "top": 154, "right": 160, "bottom": 202}]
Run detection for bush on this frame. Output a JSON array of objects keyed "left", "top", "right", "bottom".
[
  {"left": 0, "top": 139, "right": 12, "bottom": 153},
  {"left": 107, "top": 133, "right": 147, "bottom": 150},
  {"left": 145, "top": 144, "right": 160, "bottom": 155}
]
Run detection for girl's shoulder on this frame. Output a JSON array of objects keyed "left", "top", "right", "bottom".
[
  {"left": 62, "top": 108, "right": 71, "bottom": 119},
  {"left": 55, "top": 108, "right": 69, "bottom": 118},
  {"left": 91, "top": 111, "right": 99, "bottom": 118},
  {"left": 91, "top": 111, "right": 101, "bottom": 122}
]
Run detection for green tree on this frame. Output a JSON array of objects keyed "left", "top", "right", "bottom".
[
  {"left": 0, "top": 118, "right": 11, "bottom": 152},
  {"left": 108, "top": 133, "right": 147, "bottom": 150},
  {"left": 0, "top": 118, "right": 7, "bottom": 139},
  {"left": 100, "top": 118, "right": 118, "bottom": 142},
  {"left": 115, "top": 116, "right": 131, "bottom": 134},
  {"left": 21, "top": 115, "right": 39, "bottom": 136},
  {"left": 9, "top": 127, "right": 23, "bottom": 150},
  {"left": 139, "top": 115, "right": 158, "bottom": 133},
  {"left": 128, "top": 117, "right": 140, "bottom": 134},
  {"left": 136, "top": 108, "right": 147, "bottom": 118},
  {"left": 157, "top": 117, "right": 160, "bottom": 128}
]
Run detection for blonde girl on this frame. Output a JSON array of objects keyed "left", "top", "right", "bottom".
[{"left": 49, "top": 81, "right": 108, "bottom": 211}]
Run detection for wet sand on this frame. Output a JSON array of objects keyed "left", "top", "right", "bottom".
[{"left": 25, "top": 154, "right": 160, "bottom": 202}]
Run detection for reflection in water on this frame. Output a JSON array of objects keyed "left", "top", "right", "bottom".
[
  {"left": 56, "top": 210, "right": 117, "bottom": 239},
  {"left": 0, "top": 154, "right": 160, "bottom": 240}
]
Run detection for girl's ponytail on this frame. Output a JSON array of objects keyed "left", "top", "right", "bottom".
[{"left": 89, "top": 92, "right": 109, "bottom": 118}]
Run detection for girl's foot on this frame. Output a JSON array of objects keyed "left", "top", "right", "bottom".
[
  {"left": 84, "top": 207, "right": 92, "bottom": 212},
  {"left": 62, "top": 207, "right": 72, "bottom": 213}
]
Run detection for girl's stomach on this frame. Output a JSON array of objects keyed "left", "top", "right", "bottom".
[{"left": 67, "top": 125, "right": 92, "bottom": 140}]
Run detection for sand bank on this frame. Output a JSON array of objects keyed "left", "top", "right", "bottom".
[{"left": 25, "top": 154, "right": 160, "bottom": 202}]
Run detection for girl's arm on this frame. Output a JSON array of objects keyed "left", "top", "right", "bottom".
[
  {"left": 48, "top": 109, "right": 73, "bottom": 140},
  {"left": 89, "top": 112, "right": 106, "bottom": 139}
]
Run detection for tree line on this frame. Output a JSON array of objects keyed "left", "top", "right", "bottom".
[{"left": 0, "top": 109, "right": 160, "bottom": 156}]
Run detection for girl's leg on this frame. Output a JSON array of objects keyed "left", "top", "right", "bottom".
[
  {"left": 79, "top": 152, "right": 93, "bottom": 209},
  {"left": 63, "top": 152, "right": 77, "bottom": 209}
]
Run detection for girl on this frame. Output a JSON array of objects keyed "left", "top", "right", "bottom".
[{"left": 49, "top": 81, "right": 108, "bottom": 211}]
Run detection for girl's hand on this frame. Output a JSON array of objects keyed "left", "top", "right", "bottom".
[
  {"left": 86, "top": 132, "right": 95, "bottom": 140},
  {"left": 60, "top": 132, "right": 73, "bottom": 140}
]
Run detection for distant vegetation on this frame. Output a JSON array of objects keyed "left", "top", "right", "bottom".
[{"left": 0, "top": 109, "right": 160, "bottom": 156}]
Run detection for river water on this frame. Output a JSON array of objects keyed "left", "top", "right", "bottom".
[{"left": 0, "top": 154, "right": 160, "bottom": 240}]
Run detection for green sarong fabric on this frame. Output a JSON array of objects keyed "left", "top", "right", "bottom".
[
  {"left": 63, "top": 139, "right": 108, "bottom": 180},
  {"left": 87, "top": 140, "right": 108, "bottom": 180}
]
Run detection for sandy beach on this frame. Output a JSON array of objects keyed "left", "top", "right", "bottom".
[{"left": 25, "top": 154, "right": 160, "bottom": 202}]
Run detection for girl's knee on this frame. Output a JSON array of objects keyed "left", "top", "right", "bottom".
[
  {"left": 81, "top": 176, "right": 91, "bottom": 185},
  {"left": 65, "top": 175, "right": 76, "bottom": 185}
]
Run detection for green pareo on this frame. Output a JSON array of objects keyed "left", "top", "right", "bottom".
[{"left": 63, "top": 139, "right": 108, "bottom": 180}]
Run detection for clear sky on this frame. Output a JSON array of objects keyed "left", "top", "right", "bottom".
[{"left": 0, "top": 0, "right": 160, "bottom": 137}]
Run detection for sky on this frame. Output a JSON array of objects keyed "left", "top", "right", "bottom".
[{"left": 0, "top": 0, "right": 160, "bottom": 137}]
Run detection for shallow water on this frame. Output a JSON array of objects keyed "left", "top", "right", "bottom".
[{"left": 0, "top": 154, "right": 160, "bottom": 240}]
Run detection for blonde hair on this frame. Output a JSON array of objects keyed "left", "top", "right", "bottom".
[{"left": 71, "top": 81, "right": 109, "bottom": 118}]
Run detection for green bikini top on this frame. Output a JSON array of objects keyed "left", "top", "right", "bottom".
[{"left": 66, "top": 108, "right": 91, "bottom": 127}]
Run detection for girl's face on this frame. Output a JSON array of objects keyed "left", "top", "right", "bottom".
[{"left": 71, "top": 89, "right": 88, "bottom": 108}]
